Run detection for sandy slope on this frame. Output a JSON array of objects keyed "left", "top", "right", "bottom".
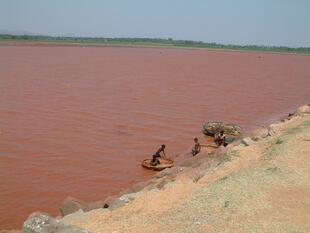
[{"left": 62, "top": 106, "right": 310, "bottom": 233}]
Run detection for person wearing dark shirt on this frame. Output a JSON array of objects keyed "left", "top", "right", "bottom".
[
  {"left": 192, "top": 138, "right": 201, "bottom": 156},
  {"left": 215, "top": 130, "right": 227, "bottom": 146},
  {"left": 151, "top": 144, "right": 166, "bottom": 165}
]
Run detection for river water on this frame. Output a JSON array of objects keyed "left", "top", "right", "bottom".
[{"left": 0, "top": 45, "right": 309, "bottom": 228}]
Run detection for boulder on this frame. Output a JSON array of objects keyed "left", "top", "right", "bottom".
[
  {"left": 108, "top": 198, "right": 127, "bottom": 210},
  {"left": 188, "top": 168, "right": 206, "bottom": 182},
  {"left": 287, "top": 113, "right": 295, "bottom": 120},
  {"left": 267, "top": 126, "right": 275, "bottom": 137},
  {"left": 253, "top": 127, "right": 269, "bottom": 139},
  {"left": 241, "top": 137, "right": 254, "bottom": 146},
  {"left": 109, "top": 192, "right": 140, "bottom": 210},
  {"left": 59, "top": 197, "right": 88, "bottom": 217},
  {"left": 103, "top": 195, "right": 119, "bottom": 209},
  {"left": 123, "top": 180, "right": 150, "bottom": 194},
  {"left": 155, "top": 177, "right": 175, "bottom": 190},
  {"left": 144, "top": 179, "right": 160, "bottom": 191},
  {"left": 119, "top": 192, "right": 140, "bottom": 202},
  {"left": 297, "top": 104, "right": 310, "bottom": 114},
  {"left": 60, "top": 209, "right": 84, "bottom": 224},
  {"left": 23, "top": 212, "right": 51, "bottom": 233},
  {"left": 87, "top": 200, "right": 105, "bottom": 211},
  {"left": 155, "top": 167, "right": 174, "bottom": 179},
  {"left": 22, "top": 213, "right": 89, "bottom": 233}
]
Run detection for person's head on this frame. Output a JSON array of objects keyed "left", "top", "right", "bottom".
[
  {"left": 194, "top": 137, "right": 198, "bottom": 143},
  {"left": 161, "top": 144, "right": 166, "bottom": 149},
  {"left": 220, "top": 130, "right": 224, "bottom": 135}
]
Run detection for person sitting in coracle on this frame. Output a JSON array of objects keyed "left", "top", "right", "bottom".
[
  {"left": 151, "top": 144, "right": 166, "bottom": 165},
  {"left": 150, "top": 157, "right": 160, "bottom": 166}
]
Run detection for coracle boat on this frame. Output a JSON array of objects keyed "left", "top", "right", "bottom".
[
  {"left": 203, "top": 121, "right": 243, "bottom": 136},
  {"left": 142, "top": 158, "right": 174, "bottom": 171}
]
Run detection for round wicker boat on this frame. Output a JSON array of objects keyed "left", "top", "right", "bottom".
[
  {"left": 142, "top": 158, "right": 174, "bottom": 171},
  {"left": 203, "top": 121, "right": 243, "bottom": 136}
]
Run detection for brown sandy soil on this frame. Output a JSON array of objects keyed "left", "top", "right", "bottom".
[{"left": 61, "top": 106, "right": 310, "bottom": 233}]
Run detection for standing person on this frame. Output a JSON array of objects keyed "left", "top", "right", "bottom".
[{"left": 192, "top": 138, "right": 201, "bottom": 156}]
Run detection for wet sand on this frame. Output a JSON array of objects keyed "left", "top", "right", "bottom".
[{"left": 0, "top": 45, "right": 310, "bottom": 228}]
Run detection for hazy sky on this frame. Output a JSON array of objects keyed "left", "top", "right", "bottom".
[{"left": 1, "top": 0, "right": 309, "bottom": 47}]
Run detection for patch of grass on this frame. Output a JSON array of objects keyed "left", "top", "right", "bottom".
[
  {"left": 228, "top": 149, "right": 239, "bottom": 157},
  {"left": 285, "top": 120, "right": 310, "bottom": 135},
  {"left": 223, "top": 200, "right": 230, "bottom": 208},
  {"left": 275, "top": 139, "right": 284, "bottom": 144},
  {"left": 266, "top": 167, "right": 280, "bottom": 173},
  {"left": 266, "top": 120, "right": 310, "bottom": 160},
  {"left": 222, "top": 154, "right": 231, "bottom": 163},
  {"left": 219, "top": 149, "right": 240, "bottom": 164},
  {"left": 220, "top": 176, "right": 228, "bottom": 181},
  {"left": 218, "top": 150, "right": 240, "bottom": 165},
  {"left": 191, "top": 168, "right": 206, "bottom": 183},
  {"left": 266, "top": 145, "right": 282, "bottom": 159}
]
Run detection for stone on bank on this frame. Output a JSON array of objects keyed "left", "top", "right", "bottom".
[{"left": 22, "top": 213, "right": 89, "bottom": 233}]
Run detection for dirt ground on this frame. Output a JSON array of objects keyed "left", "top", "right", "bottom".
[{"left": 62, "top": 106, "right": 310, "bottom": 233}]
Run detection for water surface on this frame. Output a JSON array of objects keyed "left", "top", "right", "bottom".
[{"left": 0, "top": 45, "right": 310, "bottom": 228}]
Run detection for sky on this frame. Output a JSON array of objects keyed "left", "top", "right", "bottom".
[{"left": 0, "top": 0, "right": 309, "bottom": 47}]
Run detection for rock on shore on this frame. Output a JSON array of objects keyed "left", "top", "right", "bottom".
[{"left": 22, "top": 213, "right": 89, "bottom": 233}]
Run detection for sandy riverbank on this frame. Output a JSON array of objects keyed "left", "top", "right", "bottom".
[{"left": 14, "top": 104, "right": 309, "bottom": 233}]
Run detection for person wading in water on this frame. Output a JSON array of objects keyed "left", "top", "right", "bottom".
[
  {"left": 192, "top": 137, "right": 201, "bottom": 156},
  {"left": 151, "top": 144, "right": 166, "bottom": 166}
]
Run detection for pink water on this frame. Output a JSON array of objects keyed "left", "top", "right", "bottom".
[{"left": 0, "top": 45, "right": 310, "bottom": 229}]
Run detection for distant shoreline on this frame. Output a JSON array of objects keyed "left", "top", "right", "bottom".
[{"left": 1, "top": 39, "right": 310, "bottom": 56}]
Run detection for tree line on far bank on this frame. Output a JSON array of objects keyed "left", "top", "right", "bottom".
[{"left": 1, "top": 34, "right": 309, "bottom": 54}]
